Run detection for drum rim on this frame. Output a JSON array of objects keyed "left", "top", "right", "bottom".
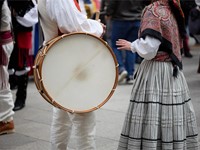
[{"left": 33, "top": 32, "right": 119, "bottom": 113}]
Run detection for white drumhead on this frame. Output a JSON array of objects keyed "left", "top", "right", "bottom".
[{"left": 41, "top": 33, "right": 117, "bottom": 112}]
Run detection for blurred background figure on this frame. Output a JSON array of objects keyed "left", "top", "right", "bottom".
[
  {"left": 188, "top": 0, "right": 200, "bottom": 44},
  {"left": 180, "top": 0, "right": 196, "bottom": 58},
  {"left": 190, "top": 0, "right": 200, "bottom": 73},
  {"left": 99, "top": 0, "right": 111, "bottom": 44},
  {"left": 106, "top": 0, "right": 150, "bottom": 84},
  {"left": 84, "top": 0, "right": 100, "bottom": 18},
  {"left": 7, "top": 0, "right": 38, "bottom": 111},
  {"left": 0, "top": 0, "right": 15, "bottom": 135}
]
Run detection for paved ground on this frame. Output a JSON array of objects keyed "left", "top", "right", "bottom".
[{"left": 0, "top": 44, "right": 200, "bottom": 150}]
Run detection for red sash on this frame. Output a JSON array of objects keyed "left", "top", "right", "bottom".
[{"left": 0, "top": 31, "right": 13, "bottom": 66}]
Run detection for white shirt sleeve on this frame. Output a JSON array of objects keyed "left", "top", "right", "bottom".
[
  {"left": 131, "top": 36, "right": 161, "bottom": 60},
  {"left": 16, "top": 4, "right": 38, "bottom": 27},
  {"left": 46, "top": 0, "right": 103, "bottom": 37}
]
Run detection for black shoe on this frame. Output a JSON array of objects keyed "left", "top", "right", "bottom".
[
  {"left": 13, "top": 104, "right": 25, "bottom": 111},
  {"left": 184, "top": 51, "right": 193, "bottom": 58}
]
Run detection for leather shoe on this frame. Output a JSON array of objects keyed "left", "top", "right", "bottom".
[
  {"left": 0, "top": 120, "right": 15, "bottom": 135},
  {"left": 13, "top": 104, "right": 25, "bottom": 111}
]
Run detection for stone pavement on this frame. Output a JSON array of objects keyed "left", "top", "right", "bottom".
[{"left": 0, "top": 45, "right": 200, "bottom": 150}]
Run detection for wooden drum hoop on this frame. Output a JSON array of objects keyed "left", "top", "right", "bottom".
[{"left": 33, "top": 32, "right": 118, "bottom": 113}]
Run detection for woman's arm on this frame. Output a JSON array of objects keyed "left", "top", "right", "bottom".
[{"left": 116, "top": 36, "right": 161, "bottom": 60}]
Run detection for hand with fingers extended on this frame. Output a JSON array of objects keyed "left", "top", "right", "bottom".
[{"left": 116, "top": 39, "right": 132, "bottom": 51}]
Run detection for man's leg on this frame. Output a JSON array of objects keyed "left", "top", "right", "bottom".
[
  {"left": 72, "top": 112, "right": 96, "bottom": 150},
  {"left": 0, "top": 43, "right": 15, "bottom": 135},
  {"left": 50, "top": 107, "right": 72, "bottom": 150}
]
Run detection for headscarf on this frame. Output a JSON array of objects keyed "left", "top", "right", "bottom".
[{"left": 152, "top": 0, "right": 186, "bottom": 38}]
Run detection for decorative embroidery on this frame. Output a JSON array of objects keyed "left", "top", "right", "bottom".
[{"left": 152, "top": 2, "right": 170, "bottom": 21}]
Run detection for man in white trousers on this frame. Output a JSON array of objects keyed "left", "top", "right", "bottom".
[
  {"left": 38, "top": 0, "right": 105, "bottom": 149},
  {"left": 0, "top": 0, "right": 15, "bottom": 135}
]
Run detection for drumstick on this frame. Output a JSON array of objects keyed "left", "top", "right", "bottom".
[{"left": 95, "top": 11, "right": 100, "bottom": 20}]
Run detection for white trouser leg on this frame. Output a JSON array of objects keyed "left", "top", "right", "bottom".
[
  {"left": 0, "top": 88, "right": 14, "bottom": 122},
  {"left": 50, "top": 107, "right": 72, "bottom": 150},
  {"left": 71, "top": 112, "right": 96, "bottom": 150},
  {"left": 0, "top": 43, "right": 14, "bottom": 122}
]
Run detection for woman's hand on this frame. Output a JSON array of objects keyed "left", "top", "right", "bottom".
[{"left": 116, "top": 39, "right": 132, "bottom": 51}]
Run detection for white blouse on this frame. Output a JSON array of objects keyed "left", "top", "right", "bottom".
[
  {"left": 131, "top": 36, "right": 161, "bottom": 60},
  {"left": 46, "top": 0, "right": 103, "bottom": 37}
]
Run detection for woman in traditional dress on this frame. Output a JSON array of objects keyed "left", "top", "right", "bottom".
[{"left": 116, "top": 0, "right": 199, "bottom": 149}]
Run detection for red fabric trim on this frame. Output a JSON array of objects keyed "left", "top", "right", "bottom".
[
  {"left": 18, "top": 48, "right": 30, "bottom": 68},
  {"left": 17, "top": 32, "right": 32, "bottom": 49},
  {"left": 0, "top": 31, "right": 13, "bottom": 45},
  {"left": 0, "top": 31, "right": 13, "bottom": 66},
  {"left": 74, "top": 0, "right": 81, "bottom": 11}
]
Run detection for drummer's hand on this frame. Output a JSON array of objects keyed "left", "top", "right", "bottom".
[
  {"left": 105, "top": 15, "right": 111, "bottom": 21},
  {"left": 100, "top": 23, "right": 106, "bottom": 38},
  {"left": 116, "top": 39, "right": 132, "bottom": 51}
]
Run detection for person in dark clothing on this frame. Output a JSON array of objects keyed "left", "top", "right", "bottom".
[
  {"left": 180, "top": 0, "right": 196, "bottom": 58},
  {"left": 106, "top": 0, "right": 150, "bottom": 84},
  {"left": 8, "top": 0, "right": 37, "bottom": 111}
]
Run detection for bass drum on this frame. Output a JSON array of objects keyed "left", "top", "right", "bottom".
[{"left": 33, "top": 32, "right": 118, "bottom": 113}]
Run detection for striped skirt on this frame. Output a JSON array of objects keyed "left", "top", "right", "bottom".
[{"left": 118, "top": 60, "right": 199, "bottom": 150}]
